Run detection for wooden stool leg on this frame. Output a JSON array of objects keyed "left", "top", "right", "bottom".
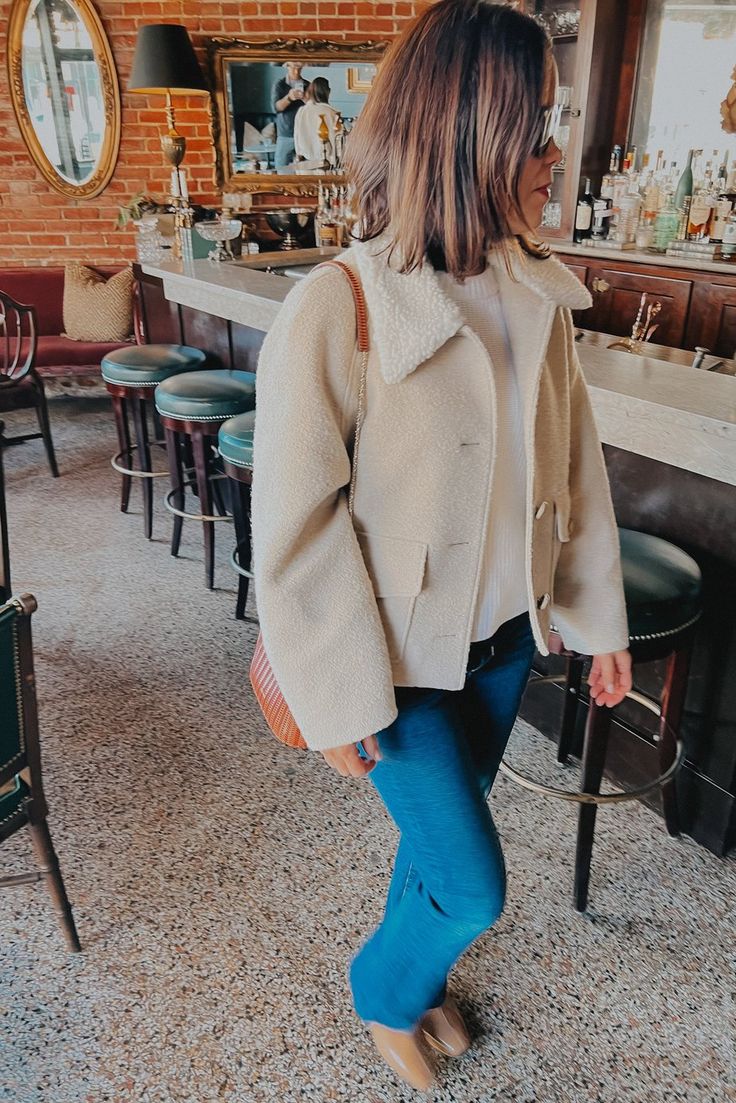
[
  {"left": 165, "top": 428, "right": 185, "bottom": 557},
  {"left": 558, "top": 655, "right": 584, "bottom": 763},
  {"left": 152, "top": 404, "right": 164, "bottom": 445},
  {"left": 111, "top": 396, "right": 133, "bottom": 513},
  {"left": 192, "top": 432, "right": 216, "bottom": 589},
  {"left": 574, "top": 700, "right": 612, "bottom": 912},
  {"left": 29, "top": 819, "right": 81, "bottom": 952},
  {"left": 33, "top": 381, "right": 59, "bottom": 478},
  {"left": 658, "top": 645, "right": 691, "bottom": 837},
  {"left": 212, "top": 477, "right": 229, "bottom": 517},
  {"left": 230, "top": 476, "right": 252, "bottom": 619},
  {"left": 130, "top": 397, "right": 153, "bottom": 539}
]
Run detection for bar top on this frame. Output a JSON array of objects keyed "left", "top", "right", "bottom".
[
  {"left": 142, "top": 254, "right": 736, "bottom": 486},
  {"left": 551, "top": 240, "right": 736, "bottom": 277}
]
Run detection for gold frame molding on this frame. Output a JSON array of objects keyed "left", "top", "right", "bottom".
[
  {"left": 207, "top": 37, "right": 387, "bottom": 196},
  {"left": 7, "top": 0, "right": 121, "bottom": 199},
  {"left": 346, "top": 66, "right": 376, "bottom": 94}
]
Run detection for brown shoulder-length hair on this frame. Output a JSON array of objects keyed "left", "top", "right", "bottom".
[{"left": 344, "top": 0, "right": 552, "bottom": 277}]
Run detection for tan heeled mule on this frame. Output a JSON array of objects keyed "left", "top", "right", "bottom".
[
  {"left": 420, "top": 997, "right": 471, "bottom": 1057},
  {"left": 369, "top": 1022, "right": 436, "bottom": 1092}
]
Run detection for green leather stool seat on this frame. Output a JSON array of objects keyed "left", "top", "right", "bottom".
[
  {"left": 155, "top": 369, "right": 256, "bottom": 422},
  {"left": 218, "top": 411, "right": 255, "bottom": 469},
  {"left": 101, "top": 344, "right": 206, "bottom": 386},
  {"left": 619, "top": 528, "right": 701, "bottom": 643}
]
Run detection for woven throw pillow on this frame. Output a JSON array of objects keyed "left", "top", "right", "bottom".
[{"left": 62, "top": 264, "right": 134, "bottom": 342}]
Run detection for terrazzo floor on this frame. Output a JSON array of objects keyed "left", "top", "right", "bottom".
[{"left": 1, "top": 399, "right": 734, "bottom": 1103}]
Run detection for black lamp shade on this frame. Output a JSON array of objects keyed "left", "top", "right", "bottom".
[{"left": 128, "top": 24, "right": 208, "bottom": 96}]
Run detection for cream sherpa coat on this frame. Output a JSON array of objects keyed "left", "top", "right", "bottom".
[{"left": 252, "top": 237, "right": 629, "bottom": 751}]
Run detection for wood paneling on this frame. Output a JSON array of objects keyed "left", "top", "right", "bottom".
[
  {"left": 581, "top": 265, "right": 692, "bottom": 347},
  {"left": 685, "top": 283, "right": 736, "bottom": 360}
]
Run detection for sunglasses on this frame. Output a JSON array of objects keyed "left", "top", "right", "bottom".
[{"left": 533, "top": 101, "right": 564, "bottom": 158}]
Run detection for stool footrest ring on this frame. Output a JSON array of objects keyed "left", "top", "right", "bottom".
[
  {"left": 500, "top": 678, "right": 685, "bottom": 805},
  {"left": 230, "top": 546, "right": 254, "bottom": 580},
  {"left": 111, "top": 444, "right": 168, "bottom": 479},
  {"left": 164, "top": 475, "right": 233, "bottom": 524}
]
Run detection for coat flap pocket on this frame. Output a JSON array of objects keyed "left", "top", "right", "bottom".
[
  {"left": 356, "top": 532, "right": 428, "bottom": 598},
  {"left": 555, "top": 491, "right": 573, "bottom": 542}
]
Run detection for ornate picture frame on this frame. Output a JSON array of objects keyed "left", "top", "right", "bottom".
[
  {"left": 7, "top": 0, "right": 121, "bottom": 199},
  {"left": 207, "top": 36, "right": 388, "bottom": 197}
]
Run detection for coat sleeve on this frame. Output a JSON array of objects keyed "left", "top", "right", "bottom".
[
  {"left": 551, "top": 309, "right": 630, "bottom": 656},
  {"left": 251, "top": 269, "right": 398, "bottom": 751}
]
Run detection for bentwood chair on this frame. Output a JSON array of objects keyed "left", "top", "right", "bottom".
[
  {"left": 0, "top": 594, "right": 81, "bottom": 950},
  {"left": 0, "top": 291, "right": 58, "bottom": 477}
]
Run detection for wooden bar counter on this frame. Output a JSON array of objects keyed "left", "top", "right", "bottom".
[{"left": 134, "top": 255, "right": 736, "bottom": 857}]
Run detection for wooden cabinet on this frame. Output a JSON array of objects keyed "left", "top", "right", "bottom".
[
  {"left": 563, "top": 261, "right": 588, "bottom": 286},
  {"left": 685, "top": 283, "right": 736, "bottom": 359},
  {"left": 558, "top": 249, "right": 736, "bottom": 354},
  {"left": 580, "top": 264, "right": 692, "bottom": 347}
]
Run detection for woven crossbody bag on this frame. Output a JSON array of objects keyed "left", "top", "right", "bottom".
[{"left": 249, "top": 259, "right": 370, "bottom": 749}]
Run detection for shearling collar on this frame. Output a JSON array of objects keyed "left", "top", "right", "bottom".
[{"left": 348, "top": 234, "right": 592, "bottom": 384}]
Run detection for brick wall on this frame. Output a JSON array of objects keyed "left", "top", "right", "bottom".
[{"left": 0, "top": 1, "right": 424, "bottom": 266}]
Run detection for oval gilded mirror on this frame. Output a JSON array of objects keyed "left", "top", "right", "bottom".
[{"left": 7, "top": 0, "right": 121, "bottom": 198}]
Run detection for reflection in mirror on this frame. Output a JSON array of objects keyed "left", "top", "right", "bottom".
[
  {"left": 21, "top": 0, "right": 106, "bottom": 185},
  {"left": 225, "top": 60, "right": 377, "bottom": 177},
  {"left": 632, "top": 0, "right": 736, "bottom": 172}
]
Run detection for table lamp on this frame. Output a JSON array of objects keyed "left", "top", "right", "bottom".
[{"left": 128, "top": 23, "right": 209, "bottom": 200}]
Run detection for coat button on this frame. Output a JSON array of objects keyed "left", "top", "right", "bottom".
[
  {"left": 536, "top": 592, "right": 551, "bottom": 610},
  {"left": 535, "top": 501, "right": 549, "bottom": 520}
]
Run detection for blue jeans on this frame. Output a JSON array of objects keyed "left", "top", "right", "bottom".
[
  {"left": 275, "top": 137, "right": 295, "bottom": 168},
  {"left": 350, "top": 611, "right": 537, "bottom": 1030}
]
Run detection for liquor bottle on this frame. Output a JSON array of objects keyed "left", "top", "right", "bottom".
[
  {"left": 600, "top": 145, "right": 623, "bottom": 200},
  {"left": 721, "top": 211, "right": 736, "bottom": 258},
  {"left": 601, "top": 146, "right": 627, "bottom": 242},
  {"left": 687, "top": 187, "right": 714, "bottom": 241},
  {"left": 590, "top": 196, "right": 613, "bottom": 241},
  {"left": 651, "top": 193, "right": 679, "bottom": 253},
  {"left": 718, "top": 150, "right": 729, "bottom": 183},
  {"left": 573, "top": 177, "right": 595, "bottom": 242},
  {"left": 711, "top": 196, "right": 733, "bottom": 244},
  {"left": 674, "top": 150, "right": 695, "bottom": 211}
]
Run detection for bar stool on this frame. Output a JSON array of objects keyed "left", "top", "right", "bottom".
[
  {"left": 217, "top": 411, "right": 255, "bottom": 619},
  {"left": 155, "top": 370, "right": 256, "bottom": 589},
  {"left": 101, "top": 344, "right": 206, "bottom": 538},
  {"left": 501, "top": 528, "right": 702, "bottom": 912}
]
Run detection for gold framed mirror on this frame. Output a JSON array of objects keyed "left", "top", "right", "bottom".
[
  {"left": 208, "top": 37, "right": 388, "bottom": 196},
  {"left": 7, "top": 0, "right": 121, "bottom": 198}
]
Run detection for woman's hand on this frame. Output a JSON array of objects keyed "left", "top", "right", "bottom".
[
  {"left": 321, "top": 734, "right": 381, "bottom": 778},
  {"left": 588, "top": 649, "right": 633, "bottom": 708}
]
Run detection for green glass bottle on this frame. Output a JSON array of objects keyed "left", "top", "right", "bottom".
[
  {"left": 674, "top": 150, "right": 694, "bottom": 211},
  {"left": 652, "top": 193, "right": 679, "bottom": 253}
]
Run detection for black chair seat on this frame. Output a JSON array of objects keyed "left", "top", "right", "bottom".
[{"left": 619, "top": 528, "right": 702, "bottom": 644}]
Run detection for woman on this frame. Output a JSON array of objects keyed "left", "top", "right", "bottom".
[
  {"left": 293, "top": 76, "right": 340, "bottom": 163},
  {"left": 253, "top": 1, "right": 632, "bottom": 1092}
]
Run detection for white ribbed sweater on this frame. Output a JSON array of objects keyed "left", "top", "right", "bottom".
[{"left": 436, "top": 264, "right": 529, "bottom": 642}]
